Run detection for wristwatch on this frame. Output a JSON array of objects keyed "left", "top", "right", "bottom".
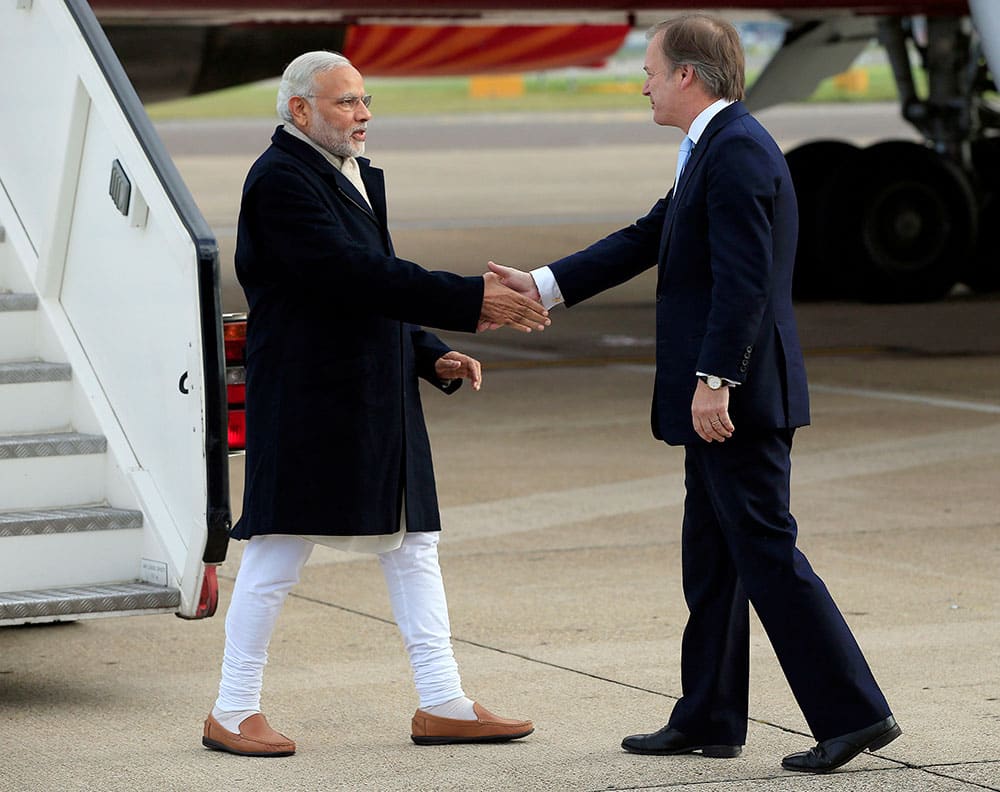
[{"left": 700, "top": 374, "right": 724, "bottom": 390}]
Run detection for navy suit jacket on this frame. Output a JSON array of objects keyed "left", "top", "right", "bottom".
[
  {"left": 549, "top": 102, "right": 810, "bottom": 445},
  {"left": 232, "top": 127, "right": 483, "bottom": 539}
]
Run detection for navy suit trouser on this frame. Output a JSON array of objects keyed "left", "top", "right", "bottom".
[{"left": 666, "top": 428, "right": 891, "bottom": 743}]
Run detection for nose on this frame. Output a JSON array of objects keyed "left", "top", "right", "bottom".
[{"left": 357, "top": 102, "right": 372, "bottom": 121}]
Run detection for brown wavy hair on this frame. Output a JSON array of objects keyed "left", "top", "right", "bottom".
[{"left": 650, "top": 14, "right": 745, "bottom": 101}]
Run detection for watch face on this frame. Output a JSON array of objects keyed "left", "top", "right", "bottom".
[{"left": 707, "top": 376, "right": 722, "bottom": 390}]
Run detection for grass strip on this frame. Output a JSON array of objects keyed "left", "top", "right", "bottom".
[{"left": 147, "top": 65, "right": 914, "bottom": 121}]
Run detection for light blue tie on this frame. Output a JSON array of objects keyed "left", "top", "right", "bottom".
[{"left": 675, "top": 136, "right": 694, "bottom": 186}]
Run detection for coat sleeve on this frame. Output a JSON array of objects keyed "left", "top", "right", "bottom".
[
  {"left": 696, "top": 134, "right": 778, "bottom": 380},
  {"left": 240, "top": 163, "right": 483, "bottom": 333},
  {"left": 410, "top": 326, "right": 462, "bottom": 394},
  {"left": 548, "top": 197, "right": 668, "bottom": 307}
]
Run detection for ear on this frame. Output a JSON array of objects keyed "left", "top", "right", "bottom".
[{"left": 288, "top": 96, "right": 311, "bottom": 128}]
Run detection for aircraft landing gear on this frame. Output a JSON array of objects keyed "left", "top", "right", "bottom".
[
  {"left": 785, "top": 11, "right": 998, "bottom": 303},
  {"left": 787, "top": 139, "right": 977, "bottom": 302},
  {"left": 785, "top": 140, "right": 861, "bottom": 300},
  {"left": 967, "top": 137, "right": 1000, "bottom": 293},
  {"left": 834, "top": 140, "right": 976, "bottom": 302}
]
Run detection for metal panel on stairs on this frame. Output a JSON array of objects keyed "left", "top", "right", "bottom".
[
  {"left": 0, "top": 505, "right": 143, "bottom": 538},
  {"left": 0, "top": 582, "right": 179, "bottom": 625}
]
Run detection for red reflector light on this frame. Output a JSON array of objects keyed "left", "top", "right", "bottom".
[
  {"left": 227, "top": 382, "right": 246, "bottom": 405},
  {"left": 223, "top": 315, "right": 249, "bottom": 453},
  {"left": 177, "top": 565, "right": 221, "bottom": 620},
  {"left": 196, "top": 565, "right": 219, "bottom": 619},
  {"left": 228, "top": 408, "right": 246, "bottom": 452},
  {"left": 223, "top": 317, "right": 247, "bottom": 366}
]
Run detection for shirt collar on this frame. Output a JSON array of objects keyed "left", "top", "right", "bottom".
[{"left": 687, "top": 98, "right": 733, "bottom": 146}]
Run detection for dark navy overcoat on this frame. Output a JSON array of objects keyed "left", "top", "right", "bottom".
[{"left": 231, "top": 127, "right": 483, "bottom": 539}]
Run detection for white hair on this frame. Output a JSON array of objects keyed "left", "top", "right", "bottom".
[{"left": 276, "top": 51, "right": 353, "bottom": 122}]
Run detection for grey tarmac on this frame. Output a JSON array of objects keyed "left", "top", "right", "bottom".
[{"left": 1, "top": 105, "right": 996, "bottom": 792}]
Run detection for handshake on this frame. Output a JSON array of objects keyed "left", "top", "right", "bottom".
[{"left": 478, "top": 261, "right": 548, "bottom": 333}]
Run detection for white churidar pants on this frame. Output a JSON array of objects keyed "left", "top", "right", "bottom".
[{"left": 215, "top": 531, "right": 464, "bottom": 712}]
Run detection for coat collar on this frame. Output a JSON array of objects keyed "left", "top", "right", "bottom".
[{"left": 270, "top": 126, "right": 384, "bottom": 223}]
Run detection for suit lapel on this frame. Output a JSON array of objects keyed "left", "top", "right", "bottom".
[{"left": 657, "top": 102, "right": 748, "bottom": 265}]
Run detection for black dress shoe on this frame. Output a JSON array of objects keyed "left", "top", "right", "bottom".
[
  {"left": 622, "top": 725, "right": 742, "bottom": 758},
  {"left": 782, "top": 716, "right": 901, "bottom": 773}
]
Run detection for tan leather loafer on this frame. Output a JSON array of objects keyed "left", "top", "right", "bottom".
[
  {"left": 411, "top": 702, "right": 534, "bottom": 745},
  {"left": 202, "top": 712, "right": 296, "bottom": 757}
]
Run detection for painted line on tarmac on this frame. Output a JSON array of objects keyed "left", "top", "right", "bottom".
[
  {"left": 281, "top": 586, "right": 822, "bottom": 744},
  {"left": 489, "top": 358, "right": 1000, "bottom": 415},
  {"left": 208, "top": 213, "right": 637, "bottom": 234},
  {"left": 432, "top": 423, "right": 1000, "bottom": 544},
  {"left": 435, "top": 338, "right": 561, "bottom": 361},
  {"left": 304, "top": 422, "right": 1000, "bottom": 566},
  {"left": 389, "top": 213, "right": 638, "bottom": 230},
  {"left": 303, "top": 376, "right": 1000, "bottom": 567},
  {"left": 809, "top": 383, "right": 1000, "bottom": 414}
]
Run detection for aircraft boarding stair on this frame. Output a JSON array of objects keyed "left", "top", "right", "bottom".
[
  {"left": 0, "top": 0, "right": 230, "bottom": 624},
  {"left": 0, "top": 289, "right": 178, "bottom": 622}
]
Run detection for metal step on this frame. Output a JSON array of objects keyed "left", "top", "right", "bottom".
[
  {"left": 0, "top": 582, "right": 180, "bottom": 624},
  {"left": 0, "top": 360, "right": 71, "bottom": 385},
  {"left": 0, "top": 292, "right": 38, "bottom": 312},
  {"left": 0, "top": 506, "right": 143, "bottom": 538},
  {"left": 0, "top": 431, "right": 106, "bottom": 459}
]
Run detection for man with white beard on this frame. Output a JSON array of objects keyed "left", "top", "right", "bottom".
[{"left": 202, "top": 51, "right": 541, "bottom": 757}]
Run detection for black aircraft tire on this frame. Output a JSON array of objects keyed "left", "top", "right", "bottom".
[
  {"left": 784, "top": 140, "right": 862, "bottom": 300},
  {"left": 967, "top": 138, "right": 1000, "bottom": 293},
  {"left": 828, "top": 140, "right": 975, "bottom": 302}
]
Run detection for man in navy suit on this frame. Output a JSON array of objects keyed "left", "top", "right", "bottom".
[
  {"left": 203, "top": 51, "right": 542, "bottom": 757},
  {"left": 490, "top": 14, "right": 899, "bottom": 773}
]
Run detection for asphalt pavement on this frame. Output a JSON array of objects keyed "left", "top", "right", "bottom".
[{"left": 1, "top": 105, "right": 997, "bottom": 791}]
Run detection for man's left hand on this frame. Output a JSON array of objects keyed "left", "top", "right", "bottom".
[
  {"left": 435, "top": 351, "right": 482, "bottom": 391},
  {"left": 692, "top": 379, "right": 734, "bottom": 442}
]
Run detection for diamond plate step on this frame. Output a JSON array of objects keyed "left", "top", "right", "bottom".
[
  {"left": 0, "top": 431, "right": 106, "bottom": 459},
  {"left": 0, "top": 361, "right": 71, "bottom": 385},
  {"left": 0, "top": 582, "right": 179, "bottom": 623},
  {"left": 0, "top": 506, "right": 143, "bottom": 538},
  {"left": 0, "top": 292, "right": 38, "bottom": 312}
]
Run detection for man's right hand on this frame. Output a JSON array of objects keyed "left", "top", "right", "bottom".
[
  {"left": 479, "top": 271, "right": 550, "bottom": 333},
  {"left": 487, "top": 261, "right": 541, "bottom": 302}
]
